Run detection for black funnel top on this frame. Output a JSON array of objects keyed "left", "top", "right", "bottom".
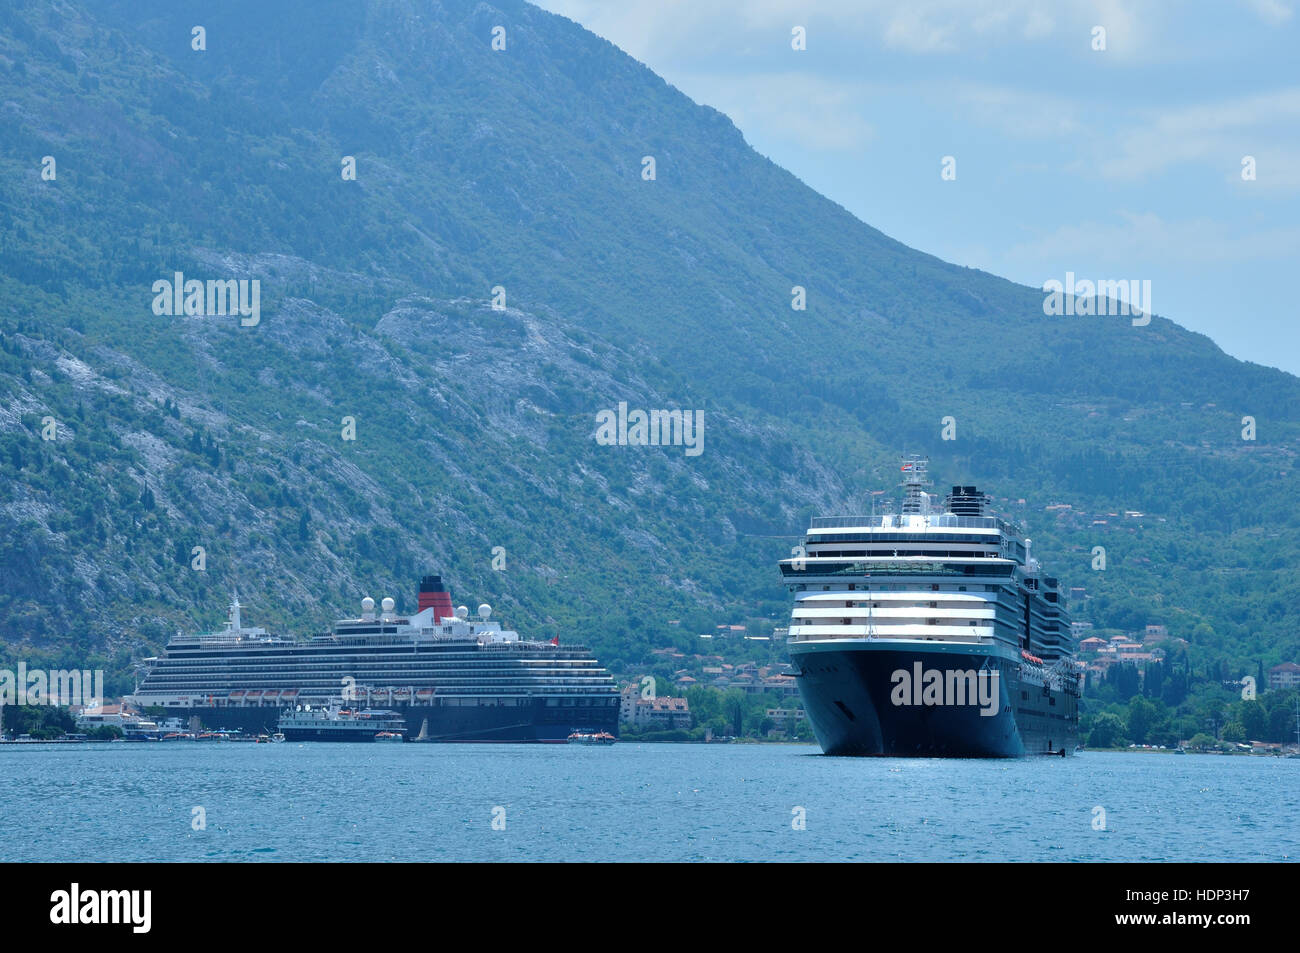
[{"left": 948, "top": 486, "right": 988, "bottom": 517}]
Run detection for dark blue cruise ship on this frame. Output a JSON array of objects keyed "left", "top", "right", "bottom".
[
  {"left": 782, "top": 457, "right": 1080, "bottom": 757},
  {"left": 128, "top": 576, "right": 620, "bottom": 742}
]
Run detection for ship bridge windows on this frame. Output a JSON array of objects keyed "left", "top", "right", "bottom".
[
  {"left": 806, "top": 533, "right": 998, "bottom": 544},
  {"left": 806, "top": 549, "right": 1000, "bottom": 558}
]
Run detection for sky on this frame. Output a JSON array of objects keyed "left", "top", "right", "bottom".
[{"left": 534, "top": 0, "right": 1300, "bottom": 376}]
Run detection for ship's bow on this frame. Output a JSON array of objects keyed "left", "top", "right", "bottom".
[{"left": 790, "top": 640, "right": 1024, "bottom": 757}]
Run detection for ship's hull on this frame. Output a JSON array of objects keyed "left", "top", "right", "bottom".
[
  {"left": 158, "top": 700, "right": 620, "bottom": 744},
  {"left": 789, "top": 641, "right": 1077, "bottom": 758},
  {"left": 279, "top": 727, "right": 400, "bottom": 743}
]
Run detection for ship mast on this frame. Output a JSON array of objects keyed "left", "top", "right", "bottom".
[{"left": 899, "top": 454, "right": 931, "bottom": 514}]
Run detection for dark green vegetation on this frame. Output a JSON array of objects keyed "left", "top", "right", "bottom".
[
  {"left": 1083, "top": 656, "right": 1300, "bottom": 748},
  {"left": 0, "top": 704, "right": 121, "bottom": 739},
  {"left": 619, "top": 686, "right": 815, "bottom": 743},
  {"left": 1, "top": 703, "right": 75, "bottom": 739},
  {"left": 1, "top": 0, "right": 1297, "bottom": 707}
]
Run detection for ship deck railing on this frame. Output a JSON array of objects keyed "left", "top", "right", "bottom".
[
  {"left": 786, "top": 632, "right": 989, "bottom": 644},
  {"left": 166, "top": 634, "right": 296, "bottom": 648},
  {"left": 809, "top": 514, "right": 1016, "bottom": 533}
]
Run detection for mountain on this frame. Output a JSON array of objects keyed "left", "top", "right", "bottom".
[{"left": 1, "top": 0, "right": 1298, "bottom": 695}]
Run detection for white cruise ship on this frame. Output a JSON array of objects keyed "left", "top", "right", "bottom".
[{"left": 781, "top": 456, "right": 1080, "bottom": 757}]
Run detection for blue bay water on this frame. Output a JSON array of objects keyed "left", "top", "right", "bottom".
[{"left": 2, "top": 744, "right": 1296, "bottom": 862}]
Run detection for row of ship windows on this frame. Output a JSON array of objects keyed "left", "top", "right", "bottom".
[
  {"left": 797, "top": 601, "right": 1066, "bottom": 625},
  {"left": 797, "top": 607, "right": 1061, "bottom": 626},
  {"left": 143, "top": 681, "right": 614, "bottom": 693},
  {"left": 142, "top": 673, "right": 613, "bottom": 684},
  {"left": 1015, "top": 709, "right": 1074, "bottom": 721},
  {"left": 148, "top": 690, "right": 618, "bottom": 702},
  {"left": 806, "top": 550, "right": 1000, "bottom": 559},
  {"left": 805, "top": 533, "right": 1000, "bottom": 544},
  {"left": 182, "top": 696, "right": 619, "bottom": 707},
  {"left": 798, "top": 600, "right": 999, "bottom": 607},
  {"left": 806, "top": 621, "right": 991, "bottom": 628},
  {"left": 175, "top": 651, "right": 603, "bottom": 666},
  {"left": 798, "top": 582, "right": 1062, "bottom": 599},
  {"left": 1019, "top": 692, "right": 1059, "bottom": 706},
  {"left": 157, "top": 657, "right": 610, "bottom": 668},
  {"left": 148, "top": 665, "right": 608, "bottom": 677},
  {"left": 144, "top": 673, "right": 614, "bottom": 685},
  {"left": 798, "top": 616, "right": 1069, "bottom": 634},
  {"left": 798, "top": 584, "right": 994, "bottom": 592},
  {"left": 785, "top": 564, "right": 1016, "bottom": 577}
]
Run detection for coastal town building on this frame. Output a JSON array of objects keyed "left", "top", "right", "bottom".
[
  {"left": 765, "top": 708, "right": 806, "bottom": 725},
  {"left": 619, "top": 686, "right": 692, "bottom": 729},
  {"left": 1268, "top": 662, "right": 1300, "bottom": 692},
  {"left": 73, "top": 703, "right": 161, "bottom": 737}
]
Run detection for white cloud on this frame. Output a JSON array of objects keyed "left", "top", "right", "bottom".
[
  {"left": 947, "top": 83, "right": 1084, "bottom": 138},
  {"left": 921, "top": 82, "right": 1300, "bottom": 192},
  {"left": 534, "top": 0, "right": 1148, "bottom": 59},
  {"left": 1003, "top": 211, "right": 1300, "bottom": 269},
  {"left": 1096, "top": 88, "right": 1300, "bottom": 182},
  {"left": 1241, "top": 0, "right": 1294, "bottom": 24}
]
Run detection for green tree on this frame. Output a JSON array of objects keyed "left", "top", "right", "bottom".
[
  {"left": 1088, "top": 712, "right": 1126, "bottom": 748},
  {"left": 1126, "top": 696, "right": 1157, "bottom": 745},
  {"left": 1240, "top": 700, "right": 1267, "bottom": 741}
]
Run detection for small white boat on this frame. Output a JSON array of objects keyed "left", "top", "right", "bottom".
[{"left": 567, "top": 730, "right": 616, "bottom": 745}]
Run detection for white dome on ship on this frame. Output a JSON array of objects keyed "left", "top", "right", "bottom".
[
  {"left": 381, "top": 597, "right": 395, "bottom": 612},
  {"left": 361, "top": 597, "right": 375, "bottom": 611},
  {"left": 478, "top": 603, "right": 491, "bottom": 620},
  {"left": 455, "top": 605, "right": 469, "bottom": 619}
]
